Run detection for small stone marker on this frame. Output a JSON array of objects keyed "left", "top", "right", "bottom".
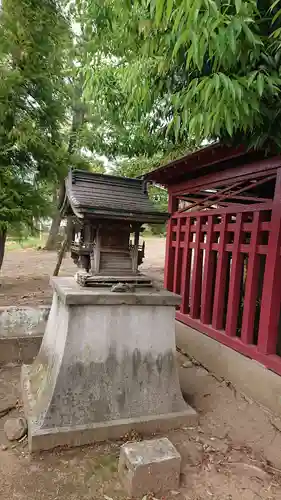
[
  {"left": 118, "top": 437, "right": 181, "bottom": 498},
  {"left": 4, "top": 417, "right": 27, "bottom": 441}
]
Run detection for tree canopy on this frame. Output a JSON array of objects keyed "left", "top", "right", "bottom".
[
  {"left": 0, "top": 0, "right": 106, "bottom": 262},
  {"left": 3, "top": 0, "right": 281, "bottom": 268},
  {"left": 0, "top": 0, "right": 71, "bottom": 257},
  {"left": 82, "top": 0, "right": 281, "bottom": 151},
  {"left": 0, "top": 0, "right": 71, "bottom": 177}
]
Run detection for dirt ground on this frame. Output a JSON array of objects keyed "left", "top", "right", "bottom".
[
  {"left": 0, "top": 237, "right": 165, "bottom": 306},
  {"left": 1, "top": 238, "right": 281, "bottom": 499},
  {"left": 1, "top": 356, "right": 281, "bottom": 500}
]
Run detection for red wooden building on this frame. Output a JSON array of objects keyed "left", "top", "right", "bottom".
[{"left": 145, "top": 143, "right": 281, "bottom": 377}]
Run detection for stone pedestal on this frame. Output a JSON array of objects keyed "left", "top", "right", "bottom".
[{"left": 21, "top": 278, "right": 197, "bottom": 452}]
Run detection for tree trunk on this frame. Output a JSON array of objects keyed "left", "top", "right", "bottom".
[
  {"left": 0, "top": 228, "right": 7, "bottom": 272},
  {"left": 44, "top": 209, "right": 62, "bottom": 251},
  {"left": 44, "top": 182, "right": 65, "bottom": 251},
  {"left": 53, "top": 236, "right": 68, "bottom": 276},
  {"left": 45, "top": 81, "right": 86, "bottom": 251},
  {"left": 53, "top": 218, "right": 72, "bottom": 276}
]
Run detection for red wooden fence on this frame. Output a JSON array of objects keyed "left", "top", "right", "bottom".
[{"left": 165, "top": 171, "right": 281, "bottom": 376}]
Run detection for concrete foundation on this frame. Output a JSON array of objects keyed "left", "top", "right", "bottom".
[
  {"left": 176, "top": 321, "right": 281, "bottom": 416},
  {"left": 21, "top": 278, "right": 197, "bottom": 451}
]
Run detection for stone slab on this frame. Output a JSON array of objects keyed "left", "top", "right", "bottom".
[
  {"left": 0, "top": 306, "right": 49, "bottom": 337},
  {"left": 0, "top": 306, "right": 49, "bottom": 365},
  {"left": 119, "top": 437, "right": 181, "bottom": 498},
  {"left": 51, "top": 277, "right": 181, "bottom": 306}
]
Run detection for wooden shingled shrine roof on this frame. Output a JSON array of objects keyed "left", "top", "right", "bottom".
[{"left": 60, "top": 169, "right": 169, "bottom": 223}]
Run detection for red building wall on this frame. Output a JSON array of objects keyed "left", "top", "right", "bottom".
[{"left": 162, "top": 150, "right": 281, "bottom": 376}]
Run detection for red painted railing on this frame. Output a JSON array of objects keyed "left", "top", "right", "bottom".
[{"left": 165, "top": 199, "right": 281, "bottom": 376}]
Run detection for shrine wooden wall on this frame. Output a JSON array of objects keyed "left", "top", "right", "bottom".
[{"left": 164, "top": 157, "right": 281, "bottom": 376}]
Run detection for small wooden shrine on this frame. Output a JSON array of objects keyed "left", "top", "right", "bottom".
[{"left": 59, "top": 170, "right": 168, "bottom": 286}]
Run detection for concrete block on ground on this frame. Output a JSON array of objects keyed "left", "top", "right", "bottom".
[
  {"left": 0, "top": 305, "right": 48, "bottom": 365},
  {"left": 0, "top": 306, "right": 49, "bottom": 337},
  {"left": 118, "top": 437, "right": 181, "bottom": 498}
]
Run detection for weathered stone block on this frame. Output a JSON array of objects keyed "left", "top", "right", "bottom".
[
  {"left": 21, "top": 278, "right": 197, "bottom": 452},
  {"left": 118, "top": 437, "right": 181, "bottom": 498},
  {"left": 0, "top": 306, "right": 49, "bottom": 337},
  {"left": 4, "top": 417, "right": 27, "bottom": 441}
]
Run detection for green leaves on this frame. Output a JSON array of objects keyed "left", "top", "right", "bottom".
[
  {"left": 80, "top": 0, "right": 281, "bottom": 154},
  {"left": 171, "top": 69, "right": 274, "bottom": 142},
  {"left": 225, "top": 108, "right": 233, "bottom": 137},
  {"left": 271, "top": 0, "right": 281, "bottom": 24},
  {"left": 257, "top": 73, "right": 264, "bottom": 97},
  {"left": 166, "top": 0, "right": 174, "bottom": 23},
  {"left": 155, "top": 0, "right": 165, "bottom": 25},
  {"left": 235, "top": 0, "right": 242, "bottom": 13},
  {"left": 0, "top": 0, "right": 71, "bottom": 236}
]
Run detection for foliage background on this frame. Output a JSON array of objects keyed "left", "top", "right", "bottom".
[{"left": 2, "top": 0, "right": 281, "bottom": 267}]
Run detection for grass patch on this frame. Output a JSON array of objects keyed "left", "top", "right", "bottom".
[
  {"left": 6, "top": 232, "right": 163, "bottom": 252},
  {"left": 6, "top": 235, "right": 47, "bottom": 251}
]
